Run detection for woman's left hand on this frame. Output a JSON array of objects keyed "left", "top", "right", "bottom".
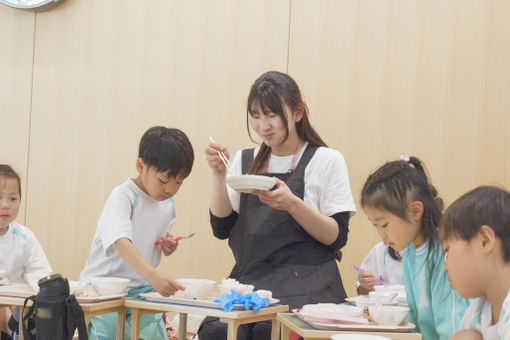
[
  {"left": 253, "top": 177, "right": 298, "bottom": 212},
  {"left": 161, "top": 233, "right": 179, "bottom": 256}
]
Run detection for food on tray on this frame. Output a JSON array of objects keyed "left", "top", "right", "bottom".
[
  {"left": 255, "top": 289, "right": 272, "bottom": 300},
  {"left": 218, "top": 278, "right": 254, "bottom": 295}
]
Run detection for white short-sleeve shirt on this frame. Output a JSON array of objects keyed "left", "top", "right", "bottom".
[
  {"left": 79, "top": 179, "right": 176, "bottom": 288},
  {"left": 459, "top": 288, "right": 510, "bottom": 340},
  {"left": 226, "top": 144, "right": 356, "bottom": 217},
  {"left": 0, "top": 222, "right": 52, "bottom": 284},
  {"left": 356, "top": 241, "right": 403, "bottom": 288}
]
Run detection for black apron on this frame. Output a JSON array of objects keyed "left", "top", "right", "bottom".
[{"left": 228, "top": 144, "right": 346, "bottom": 309}]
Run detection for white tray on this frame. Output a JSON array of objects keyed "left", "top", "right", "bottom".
[
  {"left": 140, "top": 292, "right": 280, "bottom": 310},
  {"left": 76, "top": 294, "right": 125, "bottom": 303},
  {"left": 307, "top": 319, "right": 416, "bottom": 332}
]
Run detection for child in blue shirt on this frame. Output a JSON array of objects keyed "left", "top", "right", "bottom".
[
  {"left": 440, "top": 186, "right": 510, "bottom": 340},
  {"left": 79, "top": 126, "right": 194, "bottom": 340},
  {"left": 360, "top": 155, "right": 469, "bottom": 340}
]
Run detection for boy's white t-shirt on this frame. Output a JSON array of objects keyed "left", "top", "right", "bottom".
[
  {"left": 459, "top": 288, "right": 510, "bottom": 340},
  {"left": 0, "top": 222, "right": 52, "bottom": 284},
  {"left": 356, "top": 241, "right": 403, "bottom": 288},
  {"left": 79, "top": 179, "right": 176, "bottom": 288},
  {"left": 227, "top": 144, "right": 356, "bottom": 217}
]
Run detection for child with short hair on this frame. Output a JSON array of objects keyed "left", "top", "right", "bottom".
[
  {"left": 79, "top": 126, "right": 194, "bottom": 340},
  {"left": 440, "top": 186, "right": 510, "bottom": 340},
  {"left": 360, "top": 156, "right": 469, "bottom": 340},
  {"left": 0, "top": 164, "right": 52, "bottom": 339}
]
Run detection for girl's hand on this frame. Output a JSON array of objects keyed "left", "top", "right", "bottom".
[
  {"left": 205, "top": 141, "right": 230, "bottom": 174},
  {"left": 359, "top": 271, "right": 378, "bottom": 291},
  {"left": 161, "top": 233, "right": 178, "bottom": 256},
  {"left": 148, "top": 270, "right": 184, "bottom": 297},
  {"left": 253, "top": 177, "right": 299, "bottom": 212}
]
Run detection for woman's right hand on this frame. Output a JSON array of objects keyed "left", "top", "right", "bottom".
[
  {"left": 359, "top": 271, "right": 378, "bottom": 291},
  {"left": 205, "top": 141, "right": 230, "bottom": 174}
]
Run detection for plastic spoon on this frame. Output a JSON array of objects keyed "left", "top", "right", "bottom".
[
  {"left": 353, "top": 265, "right": 388, "bottom": 286},
  {"left": 154, "top": 233, "right": 195, "bottom": 245}
]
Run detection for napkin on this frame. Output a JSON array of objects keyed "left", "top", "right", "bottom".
[{"left": 214, "top": 290, "right": 269, "bottom": 312}]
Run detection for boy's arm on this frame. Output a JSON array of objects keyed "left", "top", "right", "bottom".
[{"left": 115, "top": 237, "right": 184, "bottom": 296}]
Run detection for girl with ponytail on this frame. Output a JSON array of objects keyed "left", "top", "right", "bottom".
[{"left": 361, "top": 156, "right": 469, "bottom": 340}]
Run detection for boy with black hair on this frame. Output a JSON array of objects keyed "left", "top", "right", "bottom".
[
  {"left": 79, "top": 126, "right": 194, "bottom": 340},
  {"left": 440, "top": 185, "right": 510, "bottom": 340}
]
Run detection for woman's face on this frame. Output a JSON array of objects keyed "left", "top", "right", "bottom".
[
  {"left": 363, "top": 205, "right": 424, "bottom": 251},
  {"left": 248, "top": 101, "right": 302, "bottom": 155}
]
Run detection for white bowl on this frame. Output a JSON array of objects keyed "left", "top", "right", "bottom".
[
  {"left": 368, "top": 305, "right": 409, "bottom": 326},
  {"left": 374, "top": 284, "right": 406, "bottom": 293},
  {"left": 332, "top": 335, "right": 391, "bottom": 340},
  {"left": 176, "top": 278, "right": 216, "bottom": 299},
  {"left": 218, "top": 283, "right": 254, "bottom": 295},
  {"left": 90, "top": 277, "right": 129, "bottom": 296},
  {"left": 226, "top": 175, "right": 276, "bottom": 193},
  {"left": 25, "top": 272, "right": 53, "bottom": 292}
]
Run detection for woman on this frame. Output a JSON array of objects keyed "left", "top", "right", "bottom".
[{"left": 200, "top": 71, "right": 356, "bottom": 340}]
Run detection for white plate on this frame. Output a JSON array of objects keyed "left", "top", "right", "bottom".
[
  {"left": 140, "top": 292, "right": 280, "bottom": 310},
  {"left": 345, "top": 296, "right": 398, "bottom": 307},
  {"left": 226, "top": 175, "right": 276, "bottom": 193},
  {"left": 306, "top": 319, "right": 416, "bottom": 332},
  {"left": 0, "top": 278, "right": 10, "bottom": 286},
  {"left": 0, "top": 284, "right": 35, "bottom": 298},
  {"left": 76, "top": 294, "right": 125, "bottom": 303},
  {"left": 293, "top": 308, "right": 368, "bottom": 325}
]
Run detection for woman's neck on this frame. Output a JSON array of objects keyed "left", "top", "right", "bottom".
[{"left": 271, "top": 135, "right": 303, "bottom": 156}]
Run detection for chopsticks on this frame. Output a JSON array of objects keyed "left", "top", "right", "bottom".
[
  {"left": 209, "top": 137, "right": 233, "bottom": 176},
  {"left": 353, "top": 265, "right": 388, "bottom": 286}
]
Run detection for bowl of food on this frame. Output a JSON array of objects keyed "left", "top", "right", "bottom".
[
  {"left": 176, "top": 278, "right": 216, "bottom": 299},
  {"left": 90, "top": 277, "right": 130, "bottom": 296},
  {"left": 218, "top": 278, "right": 254, "bottom": 295},
  {"left": 368, "top": 305, "right": 409, "bottom": 326},
  {"left": 226, "top": 175, "right": 276, "bottom": 193}
]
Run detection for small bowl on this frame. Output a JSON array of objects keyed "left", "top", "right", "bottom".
[
  {"left": 25, "top": 272, "right": 53, "bottom": 292},
  {"left": 374, "top": 284, "right": 406, "bottom": 293},
  {"left": 90, "top": 277, "right": 129, "bottom": 296},
  {"left": 331, "top": 335, "right": 391, "bottom": 340},
  {"left": 0, "top": 270, "right": 6, "bottom": 278},
  {"left": 176, "top": 278, "right": 216, "bottom": 299},
  {"left": 368, "top": 305, "right": 409, "bottom": 326}
]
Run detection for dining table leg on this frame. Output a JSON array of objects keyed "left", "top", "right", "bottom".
[
  {"left": 178, "top": 312, "right": 187, "bottom": 340},
  {"left": 281, "top": 322, "right": 290, "bottom": 340},
  {"left": 18, "top": 308, "right": 24, "bottom": 340},
  {"left": 116, "top": 308, "right": 126, "bottom": 340},
  {"left": 226, "top": 319, "right": 239, "bottom": 340},
  {"left": 271, "top": 318, "right": 280, "bottom": 340},
  {"left": 130, "top": 308, "right": 141, "bottom": 340}
]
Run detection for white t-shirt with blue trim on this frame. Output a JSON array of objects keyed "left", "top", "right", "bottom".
[
  {"left": 356, "top": 241, "right": 402, "bottom": 288},
  {"left": 459, "top": 288, "right": 510, "bottom": 340},
  {"left": 79, "top": 179, "right": 176, "bottom": 288},
  {"left": 0, "top": 222, "right": 52, "bottom": 284}
]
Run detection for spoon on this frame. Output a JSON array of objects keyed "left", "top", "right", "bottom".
[
  {"left": 353, "top": 265, "right": 388, "bottom": 286},
  {"left": 154, "top": 233, "right": 195, "bottom": 245}
]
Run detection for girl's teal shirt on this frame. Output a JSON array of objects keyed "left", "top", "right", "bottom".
[{"left": 402, "top": 239, "right": 470, "bottom": 340}]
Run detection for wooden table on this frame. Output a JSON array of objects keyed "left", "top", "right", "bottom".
[
  {"left": 278, "top": 313, "right": 422, "bottom": 340},
  {"left": 125, "top": 299, "right": 289, "bottom": 340},
  {"left": 0, "top": 295, "right": 126, "bottom": 340}
]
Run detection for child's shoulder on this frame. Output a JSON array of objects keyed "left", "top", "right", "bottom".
[{"left": 9, "top": 222, "right": 35, "bottom": 243}]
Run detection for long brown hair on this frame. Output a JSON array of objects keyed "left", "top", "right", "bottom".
[{"left": 246, "top": 71, "right": 326, "bottom": 174}]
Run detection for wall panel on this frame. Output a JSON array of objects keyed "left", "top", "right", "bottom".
[
  {"left": 26, "top": 0, "right": 290, "bottom": 281},
  {"left": 0, "top": 6, "right": 35, "bottom": 223},
  {"left": 288, "top": 0, "right": 510, "bottom": 296}
]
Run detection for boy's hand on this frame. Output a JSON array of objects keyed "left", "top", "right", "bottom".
[
  {"left": 149, "top": 270, "right": 185, "bottom": 297},
  {"left": 161, "top": 233, "right": 178, "bottom": 256},
  {"left": 359, "top": 271, "right": 378, "bottom": 291}
]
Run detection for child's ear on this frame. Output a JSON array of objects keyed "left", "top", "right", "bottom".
[
  {"left": 408, "top": 201, "right": 424, "bottom": 222},
  {"left": 477, "top": 225, "right": 497, "bottom": 254},
  {"left": 135, "top": 158, "right": 146, "bottom": 174}
]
